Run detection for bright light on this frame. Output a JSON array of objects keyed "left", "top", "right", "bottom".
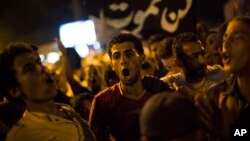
[
  {"left": 59, "top": 20, "right": 97, "bottom": 47},
  {"left": 39, "top": 54, "right": 45, "bottom": 62},
  {"left": 75, "top": 44, "right": 89, "bottom": 58},
  {"left": 93, "top": 42, "right": 101, "bottom": 50},
  {"left": 47, "top": 52, "right": 60, "bottom": 64}
]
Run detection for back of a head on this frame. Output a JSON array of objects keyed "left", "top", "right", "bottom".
[
  {"left": 140, "top": 92, "right": 199, "bottom": 141},
  {"left": 0, "top": 43, "right": 34, "bottom": 101},
  {"left": 172, "top": 32, "right": 199, "bottom": 60},
  {"left": 107, "top": 33, "right": 144, "bottom": 58}
]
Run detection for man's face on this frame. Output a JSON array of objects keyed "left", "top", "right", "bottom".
[
  {"left": 110, "top": 41, "right": 144, "bottom": 86},
  {"left": 13, "top": 52, "right": 57, "bottom": 103},
  {"left": 181, "top": 41, "right": 207, "bottom": 78},
  {"left": 86, "top": 66, "right": 101, "bottom": 88},
  {"left": 222, "top": 20, "right": 250, "bottom": 74},
  {"left": 206, "top": 33, "right": 219, "bottom": 54},
  {"left": 162, "top": 56, "right": 181, "bottom": 75},
  {"left": 150, "top": 39, "right": 167, "bottom": 60}
]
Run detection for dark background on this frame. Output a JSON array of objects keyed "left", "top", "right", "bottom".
[{"left": 0, "top": 0, "right": 227, "bottom": 49}]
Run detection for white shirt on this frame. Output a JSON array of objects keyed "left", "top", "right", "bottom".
[{"left": 6, "top": 104, "right": 95, "bottom": 141}]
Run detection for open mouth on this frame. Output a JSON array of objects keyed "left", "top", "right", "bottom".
[
  {"left": 222, "top": 54, "right": 230, "bottom": 64},
  {"left": 122, "top": 68, "right": 130, "bottom": 77}
]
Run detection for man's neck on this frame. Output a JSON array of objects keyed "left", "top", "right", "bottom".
[
  {"left": 25, "top": 100, "right": 58, "bottom": 115},
  {"left": 237, "top": 74, "right": 250, "bottom": 103},
  {"left": 119, "top": 79, "right": 145, "bottom": 99}
]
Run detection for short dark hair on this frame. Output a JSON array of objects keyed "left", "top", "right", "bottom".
[
  {"left": 140, "top": 92, "right": 198, "bottom": 141},
  {"left": 0, "top": 43, "right": 35, "bottom": 100},
  {"left": 172, "top": 32, "right": 199, "bottom": 60},
  {"left": 107, "top": 33, "right": 144, "bottom": 59}
]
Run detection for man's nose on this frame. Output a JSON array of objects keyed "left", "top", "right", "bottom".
[
  {"left": 222, "top": 34, "right": 232, "bottom": 52},
  {"left": 120, "top": 54, "right": 128, "bottom": 65}
]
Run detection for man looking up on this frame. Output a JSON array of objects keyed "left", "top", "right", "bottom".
[{"left": 0, "top": 42, "right": 95, "bottom": 141}]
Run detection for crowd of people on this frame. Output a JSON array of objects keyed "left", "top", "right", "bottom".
[{"left": 0, "top": 15, "right": 249, "bottom": 141}]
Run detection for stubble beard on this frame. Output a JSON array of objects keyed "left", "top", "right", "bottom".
[{"left": 122, "top": 71, "right": 141, "bottom": 86}]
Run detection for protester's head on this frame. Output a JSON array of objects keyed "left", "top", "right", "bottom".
[
  {"left": 161, "top": 37, "right": 182, "bottom": 75},
  {"left": 141, "top": 58, "right": 156, "bottom": 76},
  {"left": 205, "top": 31, "right": 223, "bottom": 66},
  {"left": 140, "top": 92, "right": 205, "bottom": 141},
  {"left": 196, "top": 21, "right": 209, "bottom": 45},
  {"left": 85, "top": 64, "right": 103, "bottom": 94},
  {"left": 108, "top": 33, "right": 145, "bottom": 86},
  {"left": 221, "top": 16, "right": 250, "bottom": 75},
  {"left": 172, "top": 32, "right": 207, "bottom": 81},
  {"left": 147, "top": 34, "right": 167, "bottom": 60},
  {"left": 0, "top": 43, "right": 57, "bottom": 103}
]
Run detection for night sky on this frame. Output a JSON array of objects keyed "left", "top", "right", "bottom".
[{"left": 0, "top": 0, "right": 76, "bottom": 48}]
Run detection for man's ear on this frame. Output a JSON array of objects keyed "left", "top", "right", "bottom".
[{"left": 9, "top": 88, "right": 22, "bottom": 98}]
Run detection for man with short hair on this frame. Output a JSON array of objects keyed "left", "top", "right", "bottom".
[
  {"left": 161, "top": 32, "right": 227, "bottom": 99},
  {"left": 0, "top": 42, "right": 95, "bottom": 141},
  {"left": 196, "top": 16, "right": 250, "bottom": 140},
  {"left": 89, "top": 33, "right": 169, "bottom": 141}
]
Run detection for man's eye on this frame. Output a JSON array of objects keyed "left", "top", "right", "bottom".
[
  {"left": 24, "top": 64, "right": 35, "bottom": 73},
  {"left": 112, "top": 53, "right": 120, "bottom": 59}
]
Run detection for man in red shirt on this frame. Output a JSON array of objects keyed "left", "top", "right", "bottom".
[{"left": 89, "top": 33, "right": 169, "bottom": 141}]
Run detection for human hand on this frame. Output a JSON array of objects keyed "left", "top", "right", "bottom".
[{"left": 55, "top": 38, "right": 67, "bottom": 55}]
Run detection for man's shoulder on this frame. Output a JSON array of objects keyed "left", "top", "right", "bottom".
[
  {"left": 142, "top": 75, "right": 171, "bottom": 93},
  {"left": 96, "top": 84, "right": 120, "bottom": 96},
  {"left": 93, "top": 84, "right": 121, "bottom": 103}
]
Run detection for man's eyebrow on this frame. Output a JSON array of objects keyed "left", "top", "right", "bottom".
[
  {"left": 21, "top": 61, "right": 33, "bottom": 72},
  {"left": 112, "top": 50, "right": 120, "bottom": 54}
]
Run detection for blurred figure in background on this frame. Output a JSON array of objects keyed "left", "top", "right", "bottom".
[
  {"left": 82, "top": 65, "right": 105, "bottom": 95},
  {"left": 196, "top": 21, "right": 209, "bottom": 46},
  {"left": 103, "top": 65, "right": 119, "bottom": 87},
  {"left": 147, "top": 34, "right": 168, "bottom": 77},
  {"left": 205, "top": 31, "right": 223, "bottom": 66},
  {"left": 140, "top": 92, "right": 206, "bottom": 141},
  {"left": 160, "top": 37, "right": 182, "bottom": 76}
]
